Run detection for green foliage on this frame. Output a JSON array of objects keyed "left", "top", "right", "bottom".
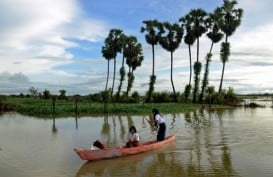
[
  {"left": 184, "top": 84, "right": 192, "bottom": 102},
  {"left": 152, "top": 91, "right": 172, "bottom": 103},
  {"left": 199, "top": 53, "right": 212, "bottom": 103},
  {"left": 158, "top": 22, "right": 183, "bottom": 53},
  {"left": 28, "top": 87, "right": 38, "bottom": 97},
  {"left": 219, "top": 0, "right": 243, "bottom": 37},
  {"left": 102, "top": 90, "right": 111, "bottom": 104},
  {"left": 127, "top": 72, "right": 134, "bottom": 95},
  {"left": 127, "top": 91, "right": 141, "bottom": 103},
  {"left": 88, "top": 93, "right": 103, "bottom": 102},
  {"left": 146, "top": 75, "right": 156, "bottom": 103},
  {"left": 43, "top": 89, "right": 51, "bottom": 99},
  {"left": 124, "top": 36, "right": 144, "bottom": 96},
  {"left": 193, "top": 61, "right": 202, "bottom": 103},
  {"left": 116, "top": 66, "right": 126, "bottom": 101},
  {"left": 141, "top": 19, "right": 161, "bottom": 46},
  {"left": 203, "top": 87, "right": 240, "bottom": 105},
  {"left": 0, "top": 95, "right": 6, "bottom": 103},
  {"left": 220, "top": 42, "right": 230, "bottom": 63},
  {"left": 58, "top": 89, "right": 67, "bottom": 100}
]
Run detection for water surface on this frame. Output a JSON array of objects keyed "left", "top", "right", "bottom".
[{"left": 0, "top": 104, "right": 273, "bottom": 177}]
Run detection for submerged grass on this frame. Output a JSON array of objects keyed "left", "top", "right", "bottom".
[{"left": 4, "top": 97, "right": 228, "bottom": 118}]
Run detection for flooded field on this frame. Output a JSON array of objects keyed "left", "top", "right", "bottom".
[{"left": 1, "top": 103, "right": 273, "bottom": 177}]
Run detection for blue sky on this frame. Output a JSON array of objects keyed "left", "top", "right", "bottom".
[{"left": 0, "top": 0, "right": 273, "bottom": 95}]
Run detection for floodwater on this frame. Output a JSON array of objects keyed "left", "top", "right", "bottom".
[{"left": 1, "top": 102, "right": 273, "bottom": 177}]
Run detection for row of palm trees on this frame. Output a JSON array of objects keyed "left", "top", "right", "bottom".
[
  {"left": 102, "top": 29, "right": 144, "bottom": 102},
  {"left": 102, "top": 0, "right": 243, "bottom": 103}
]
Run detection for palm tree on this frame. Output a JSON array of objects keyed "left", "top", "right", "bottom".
[
  {"left": 116, "top": 34, "right": 128, "bottom": 101},
  {"left": 218, "top": 0, "right": 243, "bottom": 93},
  {"left": 140, "top": 20, "right": 161, "bottom": 102},
  {"left": 179, "top": 17, "right": 196, "bottom": 102},
  {"left": 199, "top": 8, "right": 224, "bottom": 103},
  {"left": 183, "top": 8, "right": 207, "bottom": 103},
  {"left": 158, "top": 22, "right": 183, "bottom": 102},
  {"left": 124, "top": 36, "right": 144, "bottom": 96},
  {"left": 104, "top": 29, "right": 124, "bottom": 98},
  {"left": 102, "top": 43, "right": 114, "bottom": 91}
]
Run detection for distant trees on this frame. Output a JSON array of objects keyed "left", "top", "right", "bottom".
[
  {"left": 141, "top": 20, "right": 161, "bottom": 102},
  {"left": 124, "top": 36, "right": 144, "bottom": 96},
  {"left": 158, "top": 22, "right": 183, "bottom": 102},
  {"left": 59, "top": 89, "right": 67, "bottom": 100},
  {"left": 218, "top": 0, "right": 243, "bottom": 93},
  {"left": 28, "top": 87, "right": 38, "bottom": 97},
  {"left": 181, "top": 8, "right": 208, "bottom": 103},
  {"left": 102, "top": 29, "right": 124, "bottom": 98},
  {"left": 99, "top": 0, "right": 243, "bottom": 104},
  {"left": 199, "top": 8, "right": 224, "bottom": 103}
]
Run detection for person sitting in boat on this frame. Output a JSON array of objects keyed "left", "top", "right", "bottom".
[
  {"left": 92, "top": 140, "right": 105, "bottom": 150},
  {"left": 126, "top": 125, "right": 140, "bottom": 148},
  {"left": 152, "top": 108, "right": 166, "bottom": 141}
]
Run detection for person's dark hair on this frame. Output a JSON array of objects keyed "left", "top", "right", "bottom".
[
  {"left": 93, "top": 140, "right": 105, "bottom": 149},
  {"left": 129, "top": 125, "right": 137, "bottom": 133},
  {"left": 152, "top": 108, "right": 160, "bottom": 115}
]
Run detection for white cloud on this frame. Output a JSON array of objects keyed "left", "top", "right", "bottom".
[{"left": 0, "top": 0, "right": 110, "bottom": 94}]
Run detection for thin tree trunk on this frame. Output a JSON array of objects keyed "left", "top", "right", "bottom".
[
  {"left": 219, "top": 61, "right": 226, "bottom": 93},
  {"left": 127, "top": 67, "right": 132, "bottom": 96},
  {"left": 170, "top": 51, "right": 177, "bottom": 102},
  {"left": 199, "top": 42, "right": 214, "bottom": 103},
  {"left": 105, "top": 60, "right": 110, "bottom": 91},
  {"left": 111, "top": 57, "right": 116, "bottom": 97},
  {"left": 209, "top": 41, "right": 213, "bottom": 54},
  {"left": 117, "top": 54, "right": 125, "bottom": 99},
  {"left": 197, "top": 37, "right": 199, "bottom": 62},
  {"left": 152, "top": 44, "right": 155, "bottom": 76},
  {"left": 188, "top": 44, "right": 192, "bottom": 85},
  {"left": 147, "top": 44, "right": 156, "bottom": 103}
]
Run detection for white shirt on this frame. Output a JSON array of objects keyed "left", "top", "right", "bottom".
[
  {"left": 155, "top": 114, "right": 165, "bottom": 124},
  {"left": 127, "top": 132, "right": 140, "bottom": 142}
]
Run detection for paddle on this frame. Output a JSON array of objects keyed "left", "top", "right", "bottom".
[{"left": 144, "top": 116, "right": 153, "bottom": 126}]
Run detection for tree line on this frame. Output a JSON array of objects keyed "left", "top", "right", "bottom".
[{"left": 102, "top": 0, "right": 243, "bottom": 104}]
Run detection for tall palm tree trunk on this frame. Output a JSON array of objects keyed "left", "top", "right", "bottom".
[
  {"left": 199, "top": 42, "right": 214, "bottom": 103},
  {"left": 193, "top": 37, "right": 201, "bottom": 103},
  {"left": 117, "top": 55, "right": 125, "bottom": 100},
  {"left": 219, "top": 61, "right": 226, "bottom": 93},
  {"left": 146, "top": 44, "right": 156, "bottom": 102},
  {"left": 152, "top": 44, "right": 155, "bottom": 76},
  {"left": 170, "top": 51, "right": 177, "bottom": 102},
  {"left": 188, "top": 44, "right": 192, "bottom": 85},
  {"left": 111, "top": 57, "right": 117, "bottom": 97},
  {"left": 219, "top": 35, "right": 228, "bottom": 93},
  {"left": 197, "top": 38, "right": 200, "bottom": 62},
  {"left": 105, "top": 60, "right": 110, "bottom": 91}
]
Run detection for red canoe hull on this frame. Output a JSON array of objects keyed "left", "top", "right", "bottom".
[{"left": 74, "top": 135, "right": 175, "bottom": 161}]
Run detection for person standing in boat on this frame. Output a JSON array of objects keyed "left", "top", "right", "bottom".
[
  {"left": 126, "top": 125, "right": 140, "bottom": 147},
  {"left": 152, "top": 108, "right": 166, "bottom": 141}
]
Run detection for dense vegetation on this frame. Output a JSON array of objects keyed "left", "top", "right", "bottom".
[{"left": 0, "top": 86, "right": 241, "bottom": 117}]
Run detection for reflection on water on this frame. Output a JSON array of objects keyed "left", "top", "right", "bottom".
[{"left": 1, "top": 104, "right": 273, "bottom": 177}]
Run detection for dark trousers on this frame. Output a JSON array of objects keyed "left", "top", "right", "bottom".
[{"left": 157, "top": 123, "right": 166, "bottom": 141}]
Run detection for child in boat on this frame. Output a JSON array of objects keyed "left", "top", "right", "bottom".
[
  {"left": 152, "top": 108, "right": 166, "bottom": 141},
  {"left": 126, "top": 125, "right": 140, "bottom": 148},
  {"left": 92, "top": 140, "right": 105, "bottom": 150}
]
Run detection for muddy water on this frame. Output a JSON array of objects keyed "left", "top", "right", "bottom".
[{"left": 0, "top": 104, "right": 273, "bottom": 177}]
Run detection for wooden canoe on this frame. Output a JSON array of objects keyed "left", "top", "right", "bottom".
[{"left": 74, "top": 135, "right": 175, "bottom": 161}]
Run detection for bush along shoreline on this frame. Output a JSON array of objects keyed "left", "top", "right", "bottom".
[{"left": 1, "top": 96, "right": 238, "bottom": 118}]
